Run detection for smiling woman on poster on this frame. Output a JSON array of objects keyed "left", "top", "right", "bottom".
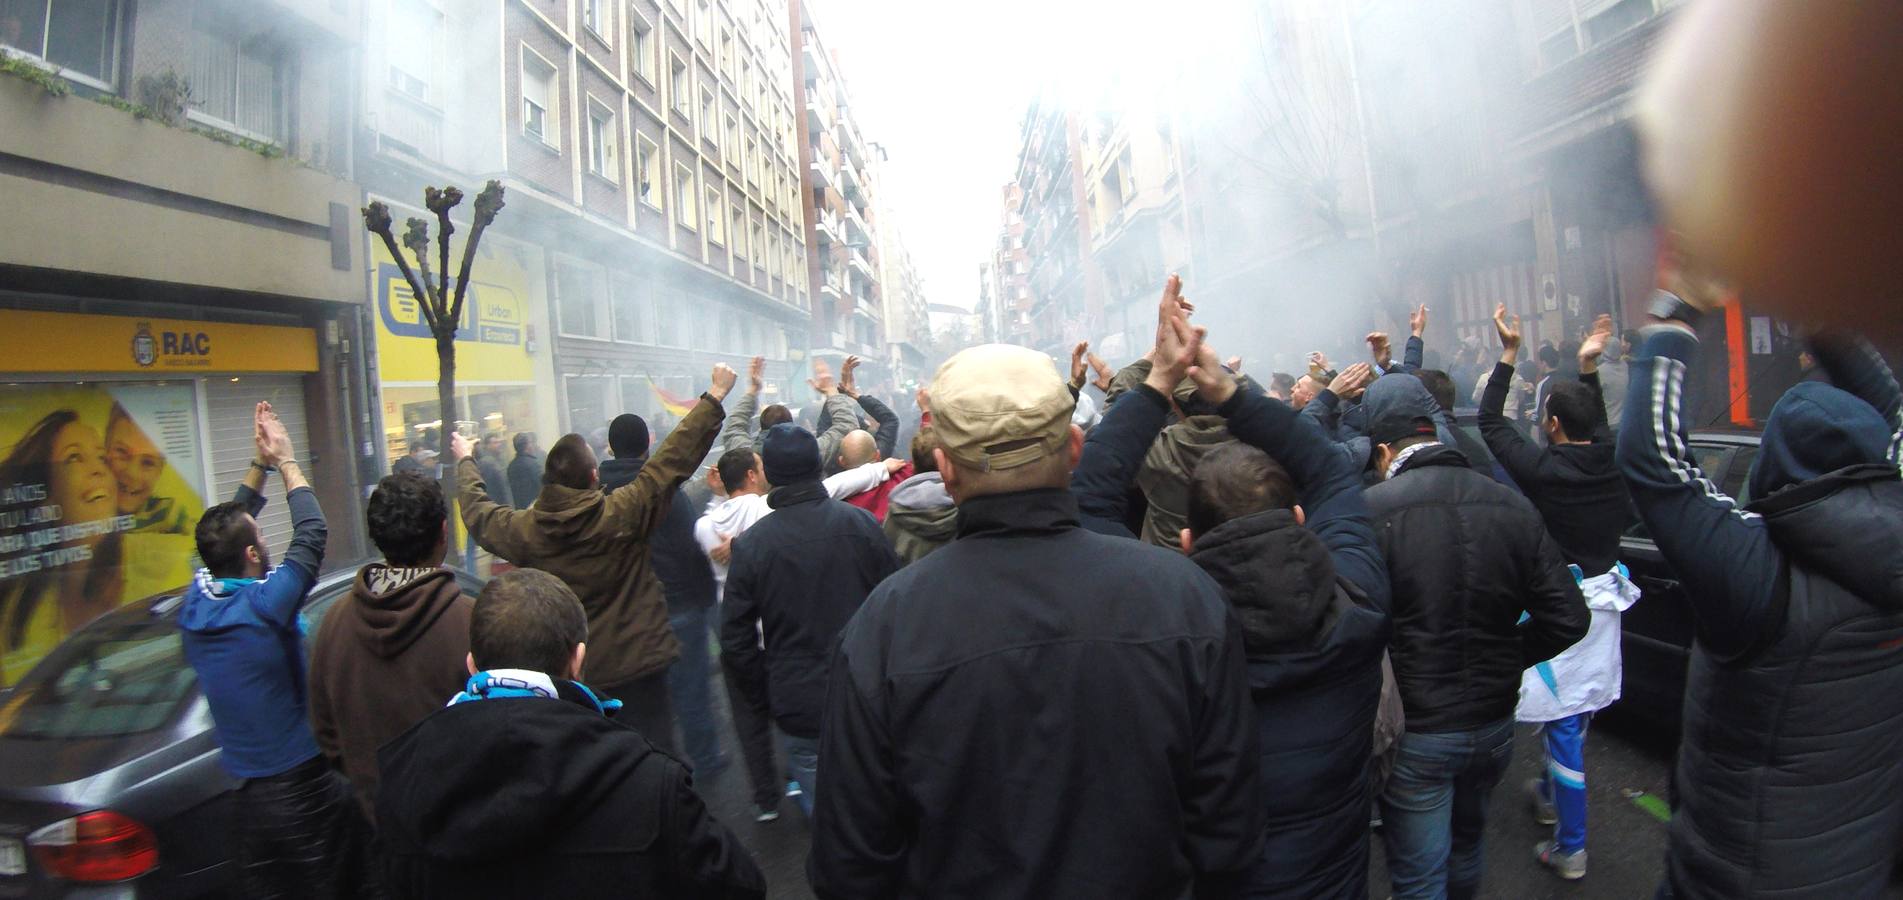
[{"left": 0, "top": 409, "right": 130, "bottom": 686}]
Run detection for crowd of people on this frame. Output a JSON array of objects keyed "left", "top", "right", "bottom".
[{"left": 176, "top": 263, "right": 1903, "bottom": 899}]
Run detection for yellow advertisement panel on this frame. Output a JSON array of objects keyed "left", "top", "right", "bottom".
[
  {"left": 0, "top": 311, "right": 317, "bottom": 373},
  {"left": 0, "top": 383, "right": 206, "bottom": 686},
  {"left": 372, "top": 221, "right": 539, "bottom": 385}
]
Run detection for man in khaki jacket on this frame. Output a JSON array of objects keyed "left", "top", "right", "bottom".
[{"left": 451, "top": 363, "right": 737, "bottom": 755}]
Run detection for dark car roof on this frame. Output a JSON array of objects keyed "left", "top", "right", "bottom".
[{"left": 0, "top": 562, "right": 482, "bottom": 788}]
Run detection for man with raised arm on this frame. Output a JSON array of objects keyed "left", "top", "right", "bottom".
[
  {"left": 452, "top": 363, "right": 737, "bottom": 756},
  {"left": 1618, "top": 264, "right": 1903, "bottom": 900}
]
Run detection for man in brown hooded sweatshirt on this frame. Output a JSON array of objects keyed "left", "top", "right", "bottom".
[{"left": 310, "top": 471, "right": 473, "bottom": 825}]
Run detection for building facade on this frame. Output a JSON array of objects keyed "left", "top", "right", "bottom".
[
  {"left": 360, "top": 0, "right": 817, "bottom": 456},
  {"left": 789, "top": 0, "right": 883, "bottom": 372},
  {"left": 0, "top": 0, "right": 373, "bottom": 680}
]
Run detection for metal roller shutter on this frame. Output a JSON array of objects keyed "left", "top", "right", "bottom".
[{"left": 203, "top": 375, "right": 311, "bottom": 557}]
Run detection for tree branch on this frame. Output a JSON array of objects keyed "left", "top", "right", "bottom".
[
  {"left": 450, "top": 181, "right": 507, "bottom": 328},
  {"left": 363, "top": 203, "right": 439, "bottom": 331}
]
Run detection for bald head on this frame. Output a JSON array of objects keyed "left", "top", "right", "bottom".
[{"left": 838, "top": 430, "right": 879, "bottom": 469}]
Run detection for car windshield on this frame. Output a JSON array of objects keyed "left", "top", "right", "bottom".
[{"left": 0, "top": 615, "right": 195, "bottom": 741}]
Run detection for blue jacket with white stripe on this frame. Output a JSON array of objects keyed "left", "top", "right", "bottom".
[{"left": 1616, "top": 318, "right": 1903, "bottom": 898}]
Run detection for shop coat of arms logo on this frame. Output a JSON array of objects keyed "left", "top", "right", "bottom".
[{"left": 132, "top": 323, "right": 157, "bottom": 367}]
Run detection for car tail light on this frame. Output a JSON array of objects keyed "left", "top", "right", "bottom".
[{"left": 27, "top": 811, "right": 158, "bottom": 882}]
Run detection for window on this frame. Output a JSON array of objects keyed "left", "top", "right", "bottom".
[
  {"left": 694, "top": 0, "right": 713, "bottom": 47},
  {"left": 768, "top": 231, "right": 780, "bottom": 278},
  {"left": 719, "top": 29, "right": 735, "bottom": 81},
  {"left": 741, "top": 59, "right": 753, "bottom": 111},
  {"left": 636, "top": 136, "right": 662, "bottom": 208},
  {"left": 520, "top": 48, "right": 558, "bottom": 146},
  {"left": 565, "top": 376, "right": 614, "bottom": 434},
  {"left": 611, "top": 278, "right": 652, "bottom": 343},
  {"left": 582, "top": 0, "right": 610, "bottom": 42},
  {"left": 586, "top": 98, "right": 617, "bottom": 180},
  {"left": 1586, "top": 0, "right": 1653, "bottom": 45},
  {"left": 188, "top": 12, "right": 286, "bottom": 142},
  {"left": 675, "top": 163, "right": 697, "bottom": 229},
  {"left": 752, "top": 218, "right": 765, "bottom": 267},
  {"left": 706, "top": 188, "right": 725, "bottom": 244},
  {"left": 630, "top": 16, "right": 656, "bottom": 83},
  {"left": 731, "top": 205, "right": 747, "bottom": 259},
  {"left": 387, "top": 0, "right": 440, "bottom": 102},
  {"left": 670, "top": 54, "right": 690, "bottom": 115},
  {"left": 556, "top": 259, "right": 607, "bottom": 337},
  {"left": 725, "top": 116, "right": 740, "bottom": 159},
  {"left": 0, "top": 0, "right": 119, "bottom": 87},
  {"left": 701, "top": 88, "right": 717, "bottom": 144}
]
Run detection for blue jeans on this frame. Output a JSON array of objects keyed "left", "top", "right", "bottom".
[
  {"left": 665, "top": 605, "right": 722, "bottom": 772},
  {"left": 1380, "top": 718, "right": 1516, "bottom": 900},
  {"left": 782, "top": 733, "right": 819, "bottom": 818}
]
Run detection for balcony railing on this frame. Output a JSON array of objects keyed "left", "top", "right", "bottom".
[{"left": 379, "top": 87, "right": 444, "bottom": 161}]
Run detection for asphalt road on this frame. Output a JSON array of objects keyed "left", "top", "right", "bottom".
[{"left": 688, "top": 683, "right": 1901, "bottom": 899}]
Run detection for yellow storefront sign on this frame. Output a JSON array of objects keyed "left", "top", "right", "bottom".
[
  {"left": 372, "top": 218, "right": 538, "bottom": 385},
  {"left": 0, "top": 311, "right": 317, "bottom": 373}
]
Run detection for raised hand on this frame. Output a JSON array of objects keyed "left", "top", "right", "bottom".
[
  {"left": 1069, "top": 341, "right": 1090, "bottom": 389},
  {"left": 710, "top": 363, "right": 739, "bottom": 403},
  {"left": 1224, "top": 355, "right": 1243, "bottom": 374},
  {"left": 449, "top": 430, "right": 475, "bottom": 462},
  {"left": 1579, "top": 314, "right": 1613, "bottom": 373},
  {"left": 1190, "top": 338, "right": 1240, "bottom": 406},
  {"left": 1411, "top": 304, "right": 1430, "bottom": 338},
  {"left": 841, "top": 355, "right": 862, "bottom": 398},
  {"left": 748, "top": 356, "right": 765, "bottom": 395},
  {"left": 1328, "top": 362, "right": 1376, "bottom": 401},
  {"left": 1492, "top": 303, "right": 1523, "bottom": 365},
  {"left": 1145, "top": 276, "right": 1201, "bottom": 395},
  {"left": 915, "top": 387, "right": 931, "bottom": 415},
  {"left": 255, "top": 402, "right": 294, "bottom": 467},
  {"left": 1307, "top": 351, "right": 1331, "bottom": 379},
  {"left": 1087, "top": 352, "right": 1115, "bottom": 393},
  {"left": 1366, "top": 332, "right": 1393, "bottom": 369},
  {"left": 810, "top": 359, "right": 838, "bottom": 397}
]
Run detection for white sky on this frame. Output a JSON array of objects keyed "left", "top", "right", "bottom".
[{"left": 808, "top": 0, "right": 1200, "bottom": 314}]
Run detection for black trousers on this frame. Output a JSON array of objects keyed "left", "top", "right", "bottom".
[
  {"left": 234, "top": 755, "right": 371, "bottom": 899},
  {"left": 720, "top": 658, "right": 782, "bottom": 810},
  {"left": 598, "top": 667, "right": 680, "bottom": 757}
]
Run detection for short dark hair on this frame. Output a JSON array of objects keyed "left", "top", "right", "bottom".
[
  {"left": 1415, "top": 369, "right": 1457, "bottom": 413},
  {"left": 759, "top": 404, "right": 792, "bottom": 430},
  {"left": 716, "top": 447, "right": 759, "bottom": 494},
  {"left": 1546, "top": 380, "right": 1599, "bottom": 441},
  {"left": 543, "top": 433, "right": 597, "bottom": 490},
  {"left": 469, "top": 569, "right": 588, "bottom": 675},
  {"left": 1269, "top": 373, "right": 1297, "bottom": 397},
  {"left": 1538, "top": 344, "right": 1561, "bottom": 370},
  {"left": 1187, "top": 442, "right": 1297, "bottom": 538},
  {"left": 195, "top": 501, "right": 259, "bottom": 578},
  {"left": 513, "top": 432, "right": 535, "bottom": 454},
  {"left": 911, "top": 425, "right": 940, "bottom": 473},
  {"left": 608, "top": 413, "right": 649, "bottom": 459},
  {"left": 1621, "top": 329, "right": 1641, "bottom": 347},
  {"left": 367, "top": 472, "right": 446, "bottom": 566}
]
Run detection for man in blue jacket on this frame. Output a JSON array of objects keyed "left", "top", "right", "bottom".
[
  {"left": 1618, "top": 279, "right": 1903, "bottom": 900},
  {"left": 179, "top": 401, "right": 361, "bottom": 897}
]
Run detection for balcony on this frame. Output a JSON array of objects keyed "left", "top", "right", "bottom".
[
  {"left": 379, "top": 87, "right": 444, "bottom": 161},
  {"left": 808, "top": 159, "right": 835, "bottom": 190},
  {"left": 838, "top": 161, "right": 861, "bottom": 196},
  {"left": 813, "top": 210, "right": 842, "bottom": 246},
  {"left": 848, "top": 247, "right": 875, "bottom": 279},
  {"left": 843, "top": 206, "right": 869, "bottom": 243}
]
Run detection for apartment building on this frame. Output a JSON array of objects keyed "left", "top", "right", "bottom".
[
  {"left": 873, "top": 204, "right": 930, "bottom": 386},
  {"left": 789, "top": 0, "right": 882, "bottom": 369},
  {"left": 0, "top": 0, "right": 374, "bottom": 674},
  {"left": 988, "top": 181, "right": 1030, "bottom": 345},
  {"left": 361, "top": 0, "right": 816, "bottom": 448},
  {"left": 1009, "top": 100, "right": 1098, "bottom": 355}
]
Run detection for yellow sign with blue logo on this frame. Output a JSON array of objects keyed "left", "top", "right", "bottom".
[
  {"left": 371, "top": 217, "right": 541, "bottom": 385},
  {"left": 0, "top": 311, "right": 317, "bottom": 373}
]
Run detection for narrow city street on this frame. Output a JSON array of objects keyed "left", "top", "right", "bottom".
[{"left": 691, "top": 688, "right": 1903, "bottom": 899}]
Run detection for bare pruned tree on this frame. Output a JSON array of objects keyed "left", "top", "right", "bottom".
[{"left": 361, "top": 181, "right": 507, "bottom": 490}]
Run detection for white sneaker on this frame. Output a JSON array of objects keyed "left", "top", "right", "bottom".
[
  {"left": 1525, "top": 777, "right": 1558, "bottom": 826},
  {"left": 1536, "top": 840, "right": 1587, "bottom": 880}
]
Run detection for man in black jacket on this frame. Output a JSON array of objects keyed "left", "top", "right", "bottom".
[
  {"left": 1365, "top": 410, "right": 1587, "bottom": 900},
  {"left": 599, "top": 413, "right": 725, "bottom": 775},
  {"left": 376, "top": 569, "right": 763, "bottom": 899},
  {"left": 1072, "top": 319, "right": 1391, "bottom": 899},
  {"left": 1619, "top": 281, "right": 1903, "bottom": 900},
  {"left": 810, "top": 278, "right": 1263, "bottom": 900},
  {"left": 506, "top": 432, "right": 542, "bottom": 510},
  {"left": 719, "top": 423, "right": 900, "bottom": 819},
  {"left": 1482, "top": 307, "right": 1638, "bottom": 881}
]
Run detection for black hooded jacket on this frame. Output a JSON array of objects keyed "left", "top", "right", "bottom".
[
  {"left": 1191, "top": 509, "right": 1387, "bottom": 899},
  {"left": 375, "top": 681, "right": 764, "bottom": 899},
  {"left": 600, "top": 457, "right": 717, "bottom": 613},
  {"left": 1619, "top": 327, "right": 1903, "bottom": 898},
  {"left": 1364, "top": 444, "right": 1587, "bottom": 732}
]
